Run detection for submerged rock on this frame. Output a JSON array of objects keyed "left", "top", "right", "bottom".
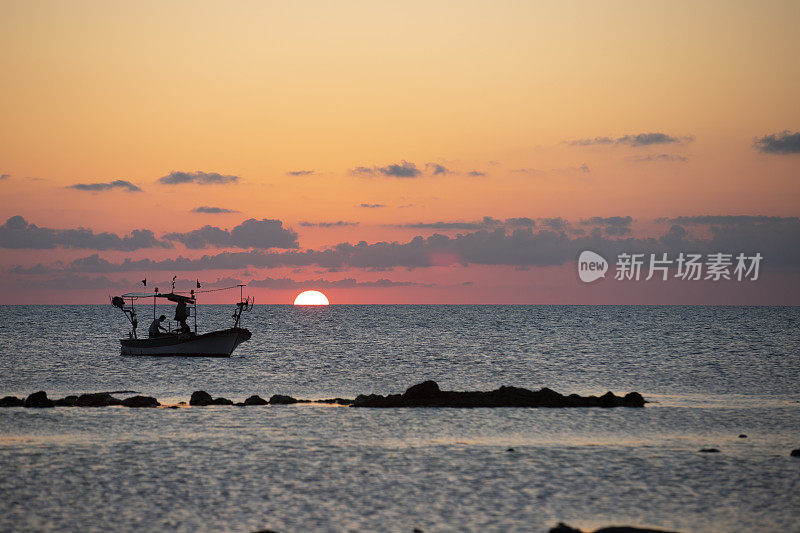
[
  {"left": 352, "top": 381, "right": 647, "bottom": 408},
  {"left": 549, "top": 523, "right": 679, "bottom": 533},
  {"left": 269, "top": 394, "right": 298, "bottom": 405},
  {"left": 243, "top": 395, "right": 269, "bottom": 406},
  {"left": 24, "top": 391, "right": 54, "bottom": 408},
  {"left": 121, "top": 396, "right": 160, "bottom": 408},
  {"left": 0, "top": 396, "right": 24, "bottom": 407},
  {"left": 698, "top": 448, "right": 721, "bottom": 453},
  {"left": 75, "top": 393, "right": 123, "bottom": 407},
  {"left": 790, "top": 448, "right": 800, "bottom": 457},
  {"left": 738, "top": 434, "right": 748, "bottom": 438},
  {"left": 190, "top": 391, "right": 214, "bottom": 406}
]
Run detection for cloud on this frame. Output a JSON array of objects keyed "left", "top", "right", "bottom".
[
  {"left": 467, "top": 170, "right": 486, "bottom": 177},
  {"left": 163, "top": 218, "right": 298, "bottom": 250},
  {"left": 398, "top": 217, "right": 501, "bottom": 230},
  {"left": 360, "top": 203, "right": 386, "bottom": 208},
  {"left": 286, "top": 170, "right": 315, "bottom": 176},
  {"left": 425, "top": 163, "right": 451, "bottom": 175},
  {"left": 754, "top": 130, "right": 800, "bottom": 154},
  {"left": 192, "top": 206, "right": 240, "bottom": 214},
  {"left": 68, "top": 180, "right": 142, "bottom": 192},
  {"left": 20, "top": 216, "right": 800, "bottom": 275},
  {"left": 299, "top": 221, "right": 359, "bottom": 228},
  {"left": 0, "top": 174, "right": 9, "bottom": 180},
  {"left": 158, "top": 171, "right": 240, "bottom": 185},
  {"left": 0, "top": 215, "right": 170, "bottom": 250},
  {"left": 581, "top": 216, "right": 633, "bottom": 236},
  {"left": 633, "top": 154, "right": 688, "bottom": 163},
  {"left": 569, "top": 132, "right": 692, "bottom": 147},
  {"left": 248, "top": 276, "right": 429, "bottom": 289},
  {"left": 352, "top": 160, "right": 421, "bottom": 178}
]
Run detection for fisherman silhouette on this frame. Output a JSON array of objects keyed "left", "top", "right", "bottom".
[{"left": 174, "top": 300, "right": 190, "bottom": 334}]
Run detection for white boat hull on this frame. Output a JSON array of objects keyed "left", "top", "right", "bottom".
[{"left": 120, "top": 328, "right": 251, "bottom": 357}]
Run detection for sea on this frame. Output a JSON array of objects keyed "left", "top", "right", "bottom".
[{"left": 0, "top": 305, "right": 798, "bottom": 533}]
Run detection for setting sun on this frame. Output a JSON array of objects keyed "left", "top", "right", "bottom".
[{"left": 293, "top": 290, "right": 330, "bottom": 306}]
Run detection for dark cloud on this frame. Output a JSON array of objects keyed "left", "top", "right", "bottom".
[
  {"left": 286, "top": 170, "right": 315, "bottom": 176},
  {"left": 467, "top": 171, "right": 486, "bottom": 177},
  {"left": 0, "top": 216, "right": 170, "bottom": 250},
  {"left": 68, "top": 180, "right": 142, "bottom": 192},
  {"left": 352, "top": 160, "right": 421, "bottom": 178},
  {"left": 158, "top": 171, "right": 240, "bottom": 185},
  {"left": 192, "top": 206, "right": 240, "bottom": 214},
  {"left": 299, "top": 221, "right": 359, "bottom": 228},
  {"left": 754, "top": 131, "right": 800, "bottom": 154},
  {"left": 569, "top": 133, "right": 692, "bottom": 147},
  {"left": 163, "top": 218, "right": 298, "bottom": 250},
  {"left": 505, "top": 217, "right": 537, "bottom": 227},
  {"left": 425, "top": 163, "right": 451, "bottom": 175},
  {"left": 0, "top": 174, "right": 10, "bottom": 180},
  {"left": 633, "top": 154, "right": 688, "bottom": 162},
  {"left": 360, "top": 203, "right": 386, "bottom": 208},
  {"left": 20, "top": 216, "right": 800, "bottom": 275},
  {"left": 249, "top": 276, "right": 428, "bottom": 289}
]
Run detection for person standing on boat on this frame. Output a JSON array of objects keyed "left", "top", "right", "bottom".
[
  {"left": 149, "top": 315, "right": 167, "bottom": 337},
  {"left": 174, "top": 300, "right": 190, "bottom": 334}
]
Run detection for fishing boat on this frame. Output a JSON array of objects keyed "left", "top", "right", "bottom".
[{"left": 111, "top": 283, "right": 253, "bottom": 357}]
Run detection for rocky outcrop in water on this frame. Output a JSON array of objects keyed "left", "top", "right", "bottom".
[
  {"left": 550, "top": 523, "right": 678, "bottom": 533},
  {"left": 75, "top": 393, "right": 123, "bottom": 407},
  {"left": 121, "top": 396, "right": 160, "bottom": 408},
  {"left": 24, "top": 391, "right": 54, "bottom": 408},
  {"left": 352, "top": 381, "right": 646, "bottom": 408},
  {"left": 189, "top": 391, "right": 232, "bottom": 406},
  {"left": 791, "top": 448, "right": 800, "bottom": 457},
  {"left": 243, "top": 395, "right": 269, "bottom": 406},
  {"left": 269, "top": 394, "right": 298, "bottom": 405},
  {"left": 0, "top": 396, "right": 24, "bottom": 407}
]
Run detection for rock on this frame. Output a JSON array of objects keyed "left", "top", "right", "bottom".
[
  {"left": 0, "top": 396, "right": 24, "bottom": 407},
  {"left": 738, "top": 434, "right": 747, "bottom": 438},
  {"left": 404, "top": 380, "right": 440, "bottom": 399},
  {"left": 698, "top": 448, "right": 720, "bottom": 453},
  {"left": 211, "top": 397, "right": 233, "bottom": 405},
  {"left": 24, "top": 391, "right": 54, "bottom": 408},
  {"left": 75, "top": 393, "right": 123, "bottom": 407},
  {"left": 269, "top": 394, "right": 298, "bottom": 405},
  {"left": 190, "top": 391, "right": 214, "bottom": 406},
  {"left": 622, "top": 392, "right": 646, "bottom": 407},
  {"left": 243, "top": 395, "right": 269, "bottom": 406},
  {"left": 506, "top": 448, "right": 515, "bottom": 452},
  {"left": 121, "top": 396, "right": 160, "bottom": 408},
  {"left": 168, "top": 405, "right": 180, "bottom": 409},
  {"left": 352, "top": 381, "right": 647, "bottom": 409},
  {"left": 53, "top": 396, "right": 78, "bottom": 406},
  {"left": 790, "top": 448, "right": 800, "bottom": 457}
]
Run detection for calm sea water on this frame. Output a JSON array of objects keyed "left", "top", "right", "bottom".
[{"left": 1, "top": 305, "right": 799, "bottom": 532}]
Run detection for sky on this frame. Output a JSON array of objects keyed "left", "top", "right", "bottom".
[{"left": 1, "top": 0, "right": 798, "bottom": 304}]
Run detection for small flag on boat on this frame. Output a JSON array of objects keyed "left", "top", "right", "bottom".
[
  {"left": 141, "top": 278, "right": 146, "bottom": 286},
  {"left": 196, "top": 279, "right": 201, "bottom": 288}
]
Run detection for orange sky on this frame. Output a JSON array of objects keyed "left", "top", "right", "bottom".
[{"left": 1, "top": 0, "right": 798, "bottom": 304}]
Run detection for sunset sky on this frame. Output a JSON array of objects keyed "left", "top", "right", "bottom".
[{"left": 1, "top": 0, "right": 798, "bottom": 304}]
